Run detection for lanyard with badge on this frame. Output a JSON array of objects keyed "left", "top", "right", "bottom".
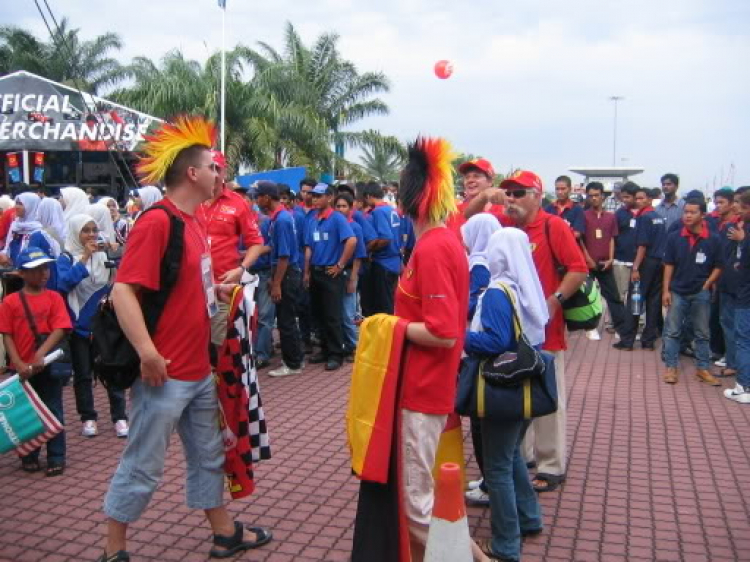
[{"left": 185, "top": 215, "right": 219, "bottom": 319}]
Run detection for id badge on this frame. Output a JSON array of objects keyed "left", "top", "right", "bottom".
[
  {"left": 201, "top": 253, "right": 219, "bottom": 318},
  {"left": 630, "top": 218, "right": 636, "bottom": 228},
  {"left": 595, "top": 228, "right": 603, "bottom": 239},
  {"left": 323, "top": 232, "right": 329, "bottom": 241},
  {"left": 696, "top": 251, "right": 706, "bottom": 264},
  {"left": 313, "top": 231, "right": 321, "bottom": 242}
]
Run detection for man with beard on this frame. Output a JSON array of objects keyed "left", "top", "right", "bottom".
[{"left": 656, "top": 173, "right": 685, "bottom": 231}]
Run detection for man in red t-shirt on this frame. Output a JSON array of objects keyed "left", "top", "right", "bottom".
[
  {"left": 198, "top": 151, "right": 264, "bottom": 346},
  {"left": 447, "top": 158, "right": 511, "bottom": 237},
  {"left": 467, "top": 170, "right": 587, "bottom": 493},
  {"left": 99, "top": 120, "right": 270, "bottom": 562}
]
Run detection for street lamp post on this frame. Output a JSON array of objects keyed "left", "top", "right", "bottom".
[{"left": 609, "top": 96, "right": 624, "bottom": 167}]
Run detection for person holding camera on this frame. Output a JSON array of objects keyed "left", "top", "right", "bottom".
[{"left": 55, "top": 214, "right": 127, "bottom": 438}]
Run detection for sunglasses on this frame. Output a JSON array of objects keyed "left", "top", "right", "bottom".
[{"left": 504, "top": 189, "right": 531, "bottom": 199}]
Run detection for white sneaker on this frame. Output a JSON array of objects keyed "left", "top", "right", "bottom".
[
  {"left": 268, "top": 364, "right": 303, "bottom": 378},
  {"left": 724, "top": 383, "right": 750, "bottom": 404},
  {"left": 467, "top": 478, "right": 483, "bottom": 491},
  {"left": 586, "top": 329, "right": 601, "bottom": 341},
  {"left": 465, "top": 487, "right": 490, "bottom": 505},
  {"left": 81, "top": 420, "right": 98, "bottom": 438},
  {"left": 114, "top": 420, "right": 129, "bottom": 438},
  {"left": 715, "top": 357, "right": 727, "bottom": 368}
]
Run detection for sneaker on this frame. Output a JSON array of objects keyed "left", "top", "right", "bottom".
[
  {"left": 585, "top": 329, "right": 601, "bottom": 341},
  {"left": 268, "top": 364, "right": 302, "bottom": 378},
  {"left": 715, "top": 357, "right": 727, "bottom": 368},
  {"left": 465, "top": 487, "right": 490, "bottom": 506},
  {"left": 81, "top": 420, "right": 98, "bottom": 438},
  {"left": 724, "top": 383, "right": 750, "bottom": 404},
  {"left": 467, "top": 478, "right": 483, "bottom": 491},
  {"left": 114, "top": 420, "right": 129, "bottom": 438}
]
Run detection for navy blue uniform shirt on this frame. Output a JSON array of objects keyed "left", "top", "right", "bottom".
[
  {"left": 635, "top": 208, "right": 667, "bottom": 259},
  {"left": 718, "top": 220, "right": 742, "bottom": 296},
  {"left": 663, "top": 225, "right": 722, "bottom": 296},
  {"left": 614, "top": 207, "right": 637, "bottom": 263},
  {"left": 544, "top": 201, "right": 586, "bottom": 235},
  {"left": 735, "top": 224, "right": 750, "bottom": 308}
]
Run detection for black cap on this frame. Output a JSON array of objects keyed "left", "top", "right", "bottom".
[{"left": 256, "top": 181, "right": 279, "bottom": 198}]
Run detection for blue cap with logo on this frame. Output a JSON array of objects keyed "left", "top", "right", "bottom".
[
  {"left": 311, "top": 183, "right": 332, "bottom": 196},
  {"left": 17, "top": 246, "right": 54, "bottom": 270}
]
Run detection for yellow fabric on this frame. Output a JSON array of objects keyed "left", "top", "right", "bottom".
[
  {"left": 523, "top": 380, "right": 532, "bottom": 419},
  {"left": 346, "top": 314, "right": 400, "bottom": 477}
]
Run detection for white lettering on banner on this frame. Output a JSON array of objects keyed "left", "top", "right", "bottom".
[
  {"left": 42, "top": 96, "right": 61, "bottom": 113},
  {"left": 0, "top": 93, "right": 72, "bottom": 114},
  {"left": 43, "top": 121, "right": 61, "bottom": 139},
  {"left": 0, "top": 122, "right": 11, "bottom": 140},
  {"left": 0, "top": 412, "right": 20, "bottom": 446},
  {"left": 27, "top": 122, "right": 43, "bottom": 140},
  {"left": 21, "top": 94, "right": 37, "bottom": 112},
  {"left": 0, "top": 95, "right": 13, "bottom": 113},
  {"left": 80, "top": 124, "right": 98, "bottom": 142},
  {"left": 59, "top": 123, "right": 77, "bottom": 140},
  {"left": 11, "top": 121, "right": 25, "bottom": 139}
]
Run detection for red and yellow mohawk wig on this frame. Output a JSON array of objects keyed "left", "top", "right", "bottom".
[
  {"left": 399, "top": 136, "right": 457, "bottom": 225},
  {"left": 137, "top": 115, "right": 217, "bottom": 185}
]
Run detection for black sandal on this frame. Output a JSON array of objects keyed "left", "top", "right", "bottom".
[
  {"left": 46, "top": 462, "right": 65, "bottom": 477},
  {"left": 94, "top": 550, "right": 129, "bottom": 562},
  {"left": 209, "top": 521, "right": 273, "bottom": 559},
  {"left": 532, "top": 473, "right": 564, "bottom": 493},
  {"left": 21, "top": 457, "right": 41, "bottom": 473}
]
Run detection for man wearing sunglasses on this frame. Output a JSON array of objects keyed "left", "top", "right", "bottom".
[
  {"left": 469, "top": 170, "right": 587, "bottom": 493},
  {"left": 198, "top": 151, "right": 265, "bottom": 348}
]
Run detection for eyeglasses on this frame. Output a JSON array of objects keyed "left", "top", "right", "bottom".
[
  {"left": 504, "top": 189, "right": 530, "bottom": 199},
  {"left": 81, "top": 227, "right": 99, "bottom": 234}
]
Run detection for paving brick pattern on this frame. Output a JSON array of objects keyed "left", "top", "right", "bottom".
[{"left": 1, "top": 332, "right": 749, "bottom": 561}]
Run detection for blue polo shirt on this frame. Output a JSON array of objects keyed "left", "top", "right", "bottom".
[
  {"left": 400, "top": 215, "right": 416, "bottom": 254},
  {"left": 545, "top": 201, "right": 585, "bottom": 235},
  {"left": 269, "top": 207, "right": 299, "bottom": 267},
  {"left": 368, "top": 203, "right": 403, "bottom": 274},
  {"left": 736, "top": 225, "right": 750, "bottom": 308},
  {"left": 718, "top": 220, "right": 742, "bottom": 296},
  {"left": 614, "top": 207, "right": 637, "bottom": 262},
  {"left": 635, "top": 208, "right": 667, "bottom": 259},
  {"left": 348, "top": 220, "right": 368, "bottom": 265},
  {"left": 663, "top": 225, "right": 722, "bottom": 296},
  {"left": 305, "top": 208, "right": 355, "bottom": 266},
  {"left": 251, "top": 215, "right": 272, "bottom": 272},
  {"left": 353, "top": 209, "right": 377, "bottom": 245}
]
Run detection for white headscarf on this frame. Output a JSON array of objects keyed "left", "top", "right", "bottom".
[
  {"left": 0, "top": 195, "right": 14, "bottom": 212},
  {"left": 65, "top": 214, "right": 111, "bottom": 317},
  {"left": 461, "top": 213, "right": 501, "bottom": 270},
  {"left": 61, "top": 187, "right": 90, "bottom": 222},
  {"left": 37, "top": 197, "right": 66, "bottom": 244},
  {"left": 86, "top": 204, "right": 116, "bottom": 243},
  {"left": 137, "top": 186, "right": 163, "bottom": 211},
  {"left": 485, "top": 228, "right": 549, "bottom": 347},
  {"left": 3, "top": 192, "right": 59, "bottom": 257}
]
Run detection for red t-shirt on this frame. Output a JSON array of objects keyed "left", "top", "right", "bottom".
[
  {"left": 197, "top": 187, "right": 263, "bottom": 278},
  {"left": 519, "top": 210, "right": 588, "bottom": 351},
  {"left": 116, "top": 198, "right": 211, "bottom": 381},
  {"left": 0, "top": 207, "right": 15, "bottom": 246},
  {"left": 395, "top": 227, "right": 469, "bottom": 414},
  {"left": 0, "top": 290, "right": 72, "bottom": 369},
  {"left": 447, "top": 201, "right": 513, "bottom": 239}
]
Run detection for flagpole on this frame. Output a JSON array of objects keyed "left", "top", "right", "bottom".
[{"left": 220, "top": 1, "right": 226, "bottom": 154}]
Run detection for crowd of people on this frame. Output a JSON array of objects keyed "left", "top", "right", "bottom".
[{"left": 0, "top": 113, "right": 748, "bottom": 562}]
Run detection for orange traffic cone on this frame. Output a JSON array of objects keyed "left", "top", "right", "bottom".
[{"left": 424, "top": 462, "right": 473, "bottom": 562}]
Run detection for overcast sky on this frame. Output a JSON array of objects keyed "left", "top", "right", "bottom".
[{"left": 7, "top": 0, "right": 750, "bottom": 191}]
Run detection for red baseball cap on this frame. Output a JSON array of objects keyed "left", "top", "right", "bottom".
[
  {"left": 211, "top": 150, "right": 227, "bottom": 169},
  {"left": 458, "top": 158, "right": 495, "bottom": 178},
  {"left": 500, "top": 170, "right": 543, "bottom": 193}
]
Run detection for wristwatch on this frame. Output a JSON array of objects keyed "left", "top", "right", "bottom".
[{"left": 554, "top": 291, "right": 565, "bottom": 304}]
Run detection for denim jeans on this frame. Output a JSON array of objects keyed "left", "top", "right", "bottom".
[
  {"left": 24, "top": 368, "right": 65, "bottom": 464},
  {"left": 720, "top": 292, "right": 737, "bottom": 370},
  {"left": 342, "top": 269, "right": 358, "bottom": 352},
  {"left": 663, "top": 290, "right": 711, "bottom": 369},
  {"left": 104, "top": 375, "right": 225, "bottom": 523},
  {"left": 253, "top": 268, "right": 275, "bottom": 362},
  {"left": 735, "top": 308, "right": 750, "bottom": 388},
  {"left": 482, "top": 418, "right": 542, "bottom": 561}
]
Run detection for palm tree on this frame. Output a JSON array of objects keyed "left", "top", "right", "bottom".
[
  {"left": 0, "top": 27, "right": 48, "bottom": 76},
  {"left": 243, "top": 22, "right": 391, "bottom": 175},
  {"left": 359, "top": 132, "right": 405, "bottom": 182},
  {"left": 113, "top": 48, "right": 332, "bottom": 176}
]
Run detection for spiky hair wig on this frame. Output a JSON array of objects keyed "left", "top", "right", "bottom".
[
  {"left": 137, "top": 116, "right": 217, "bottom": 185},
  {"left": 399, "top": 136, "right": 457, "bottom": 225}
]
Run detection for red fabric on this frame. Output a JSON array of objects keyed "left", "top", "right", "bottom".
[
  {"left": 583, "top": 209, "right": 619, "bottom": 262},
  {"left": 447, "top": 202, "right": 512, "bottom": 239},
  {"left": 680, "top": 224, "right": 710, "bottom": 250},
  {"left": 197, "top": 187, "right": 263, "bottom": 278},
  {"left": 635, "top": 205, "right": 655, "bottom": 217},
  {"left": 554, "top": 200, "right": 575, "bottom": 214},
  {"left": 116, "top": 198, "right": 211, "bottom": 381},
  {"left": 522, "top": 210, "right": 588, "bottom": 351},
  {"left": 395, "top": 227, "right": 469, "bottom": 414},
  {"left": 317, "top": 207, "right": 334, "bottom": 221},
  {"left": 0, "top": 207, "right": 15, "bottom": 246},
  {"left": 0, "top": 290, "right": 71, "bottom": 369}
]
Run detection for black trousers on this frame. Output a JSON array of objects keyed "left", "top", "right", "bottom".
[
  {"left": 361, "top": 262, "right": 397, "bottom": 317},
  {"left": 621, "top": 256, "right": 663, "bottom": 346},
  {"left": 275, "top": 266, "right": 304, "bottom": 369},
  {"left": 310, "top": 267, "right": 345, "bottom": 361},
  {"left": 70, "top": 332, "right": 127, "bottom": 423},
  {"left": 591, "top": 267, "right": 627, "bottom": 336}
]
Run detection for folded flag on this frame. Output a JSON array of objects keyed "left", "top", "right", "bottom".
[{"left": 0, "top": 375, "right": 63, "bottom": 456}]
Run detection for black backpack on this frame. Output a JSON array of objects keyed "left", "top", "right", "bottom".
[{"left": 90, "top": 204, "right": 184, "bottom": 390}]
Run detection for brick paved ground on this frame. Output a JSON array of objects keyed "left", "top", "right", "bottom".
[{"left": 1, "top": 331, "right": 749, "bottom": 562}]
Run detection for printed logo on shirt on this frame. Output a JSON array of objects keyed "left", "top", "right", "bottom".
[
  {"left": 653, "top": 218, "right": 664, "bottom": 225},
  {"left": 390, "top": 212, "right": 401, "bottom": 228},
  {"left": 219, "top": 205, "right": 237, "bottom": 215},
  {"left": 406, "top": 268, "right": 414, "bottom": 278}
]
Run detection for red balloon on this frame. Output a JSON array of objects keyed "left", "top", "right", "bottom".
[{"left": 434, "top": 60, "right": 453, "bottom": 80}]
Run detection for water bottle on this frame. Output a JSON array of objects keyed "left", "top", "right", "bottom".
[{"left": 631, "top": 281, "right": 643, "bottom": 315}]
